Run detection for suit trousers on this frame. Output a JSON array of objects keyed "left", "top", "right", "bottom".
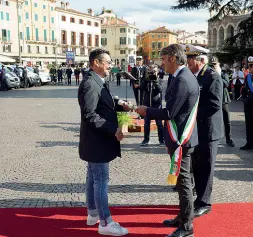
[
  {"left": 222, "top": 103, "right": 232, "bottom": 141},
  {"left": 169, "top": 147, "right": 194, "bottom": 230},
  {"left": 244, "top": 101, "right": 253, "bottom": 146},
  {"left": 191, "top": 140, "right": 219, "bottom": 207},
  {"left": 144, "top": 104, "right": 164, "bottom": 142}
]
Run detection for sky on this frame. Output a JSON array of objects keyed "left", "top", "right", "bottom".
[{"left": 67, "top": 0, "right": 210, "bottom": 33}]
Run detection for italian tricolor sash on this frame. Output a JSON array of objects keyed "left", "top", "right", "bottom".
[
  {"left": 166, "top": 97, "right": 199, "bottom": 185},
  {"left": 247, "top": 74, "right": 253, "bottom": 93}
]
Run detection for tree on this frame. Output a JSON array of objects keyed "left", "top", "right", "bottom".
[{"left": 172, "top": 0, "right": 253, "bottom": 47}]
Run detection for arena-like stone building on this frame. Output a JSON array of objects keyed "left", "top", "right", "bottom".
[{"left": 208, "top": 13, "right": 250, "bottom": 54}]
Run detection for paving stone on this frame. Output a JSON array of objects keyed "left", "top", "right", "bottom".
[{"left": 0, "top": 82, "right": 252, "bottom": 208}]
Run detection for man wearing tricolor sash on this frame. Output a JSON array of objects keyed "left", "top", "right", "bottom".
[
  {"left": 136, "top": 44, "right": 199, "bottom": 237},
  {"left": 240, "top": 56, "right": 253, "bottom": 150},
  {"left": 186, "top": 45, "right": 223, "bottom": 219}
]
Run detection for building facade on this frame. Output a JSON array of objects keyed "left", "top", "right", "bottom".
[
  {"left": 208, "top": 14, "right": 250, "bottom": 53},
  {"left": 0, "top": 0, "right": 22, "bottom": 60},
  {"left": 137, "top": 26, "right": 177, "bottom": 65},
  {"left": 20, "top": 0, "right": 58, "bottom": 67},
  {"left": 177, "top": 30, "right": 208, "bottom": 47},
  {"left": 0, "top": 0, "right": 102, "bottom": 67},
  {"left": 55, "top": 3, "right": 101, "bottom": 65},
  {"left": 98, "top": 9, "right": 138, "bottom": 68}
]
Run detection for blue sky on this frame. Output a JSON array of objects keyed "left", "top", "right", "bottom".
[{"left": 66, "top": 0, "right": 209, "bottom": 33}]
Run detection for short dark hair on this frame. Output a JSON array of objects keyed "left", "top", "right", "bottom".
[
  {"left": 160, "top": 44, "right": 186, "bottom": 65},
  {"left": 89, "top": 48, "right": 110, "bottom": 66}
]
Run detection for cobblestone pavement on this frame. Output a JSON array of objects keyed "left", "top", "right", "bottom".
[{"left": 0, "top": 80, "right": 252, "bottom": 208}]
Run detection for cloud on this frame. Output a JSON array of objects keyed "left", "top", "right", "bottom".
[{"left": 66, "top": 0, "right": 209, "bottom": 33}]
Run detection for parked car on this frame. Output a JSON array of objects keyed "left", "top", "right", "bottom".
[
  {"left": 39, "top": 70, "right": 51, "bottom": 85},
  {"left": 18, "top": 66, "right": 41, "bottom": 87},
  {"left": 5, "top": 72, "right": 20, "bottom": 89},
  {"left": 5, "top": 65, "right": 21, "bottom": 88},
  {"left": 0, "top": 63, "right": 20, "bottom": 90}
]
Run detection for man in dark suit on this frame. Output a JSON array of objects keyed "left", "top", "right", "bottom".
[
  {"left": 186, "top": 45, "right": 223, "bottom": 218},
  {"left": 78, "top": 48, "right": 128, "bottom": 236},
  {"left": 131, "top": 58, "right": 149, "bottom": 105},
  {"left": 136, "top": 44, "right": 199, "bottom": 237}
]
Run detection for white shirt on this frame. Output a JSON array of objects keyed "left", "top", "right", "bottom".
[
  {"left": 173, "top": 65, "right": 186, "bottom": 78},
  {"left": 232, "top": 70, "right": 244, "bottom": 85},
  {"left": 194, "top": 65, "right": 205, "bottom": 78},
  {"left": 96, "top": 73, "right": 105, "bottom": 83}
]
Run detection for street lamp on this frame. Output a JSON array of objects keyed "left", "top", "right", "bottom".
[{"left": 16, "top": 0, "right": 24, "bottom": 65}]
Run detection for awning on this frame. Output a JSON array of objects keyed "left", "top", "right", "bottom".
[{"left": 0, "top": 54, "right": 16, "bottom": 63}]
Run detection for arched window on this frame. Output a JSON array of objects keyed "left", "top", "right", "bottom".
[
  {"left": 213, "top": 28, "right": 217, "bottom": 47},
  {"left": 227, "top": 25, "right": 234, "bottom": 39},
  {"left": 208, "top": 30, "right": 212, "bottom": 47},
  {"left": 219, "top": 26, "right": 224, "bottom": 45}
]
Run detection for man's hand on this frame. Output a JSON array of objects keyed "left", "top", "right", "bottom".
[
  {"left": 122, "top": 103, "right": 131, "bottom": 112},
  {"left": 115, "top": 128, "right": 124, "bottom": 141},
  {"left": 134, "top": 84, "right": 139, "bottom": 89},
  {"left": 136, "top": 106, "right": 147, "bottom": 116}
]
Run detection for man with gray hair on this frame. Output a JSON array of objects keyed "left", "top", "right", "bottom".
[
  {"left": 186, "top": 45, "right": 223, "bottom": 218},
  {"left": 136, "top": 44, "right": 199, "bottom": 237}
]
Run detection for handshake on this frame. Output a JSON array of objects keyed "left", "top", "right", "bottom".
[{"left": 117, "top": 99, "right": 148, "bottom": 116}]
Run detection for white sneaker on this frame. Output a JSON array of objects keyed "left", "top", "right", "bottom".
[
  {"left": 98, "top": 222, "right": 128, "bottom": 236},
  {"left": 87, "top": 215, "right": 99, "bottom": 226}
]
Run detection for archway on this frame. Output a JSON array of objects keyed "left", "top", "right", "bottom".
[
  {"left": 227, "top": 25, "right": 234, "bottom": 39},
  {"left": 218, "top": 26, "right": 225, "bottom": 45},
  {"left": 208, "top": 30, "right": 212, "bottom": 47},
  {"left": 213, "top": 28, "right": 217, "bottom": 47}
]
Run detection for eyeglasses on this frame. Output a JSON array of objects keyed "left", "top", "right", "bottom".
[{"left": 99, "top": 59, "right": 112, "bottom": 65}]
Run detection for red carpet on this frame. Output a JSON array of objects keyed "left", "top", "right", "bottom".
[{"left": 0, "top": 203, "right": 252, "bottom": 237}]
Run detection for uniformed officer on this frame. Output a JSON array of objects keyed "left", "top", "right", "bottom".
[
  {"left": 130, "top": 58, "right": 149, "bottom": 105},
  {"left": 183, "top": 44, "right": 223, "bottom": 218},
  {"left": 240, "top": 56, "right": 253, "bottom": 150}
]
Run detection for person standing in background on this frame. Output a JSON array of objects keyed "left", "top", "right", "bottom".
[
  {"left": 232, "top": 66, "right": 244, "bottom": 100},
  {"left": 74, "top": 66, "right": 81, "bottom": 86},
  {"left": 240, "top": 56, "right": 253, "bottom": 150},
  {"left": 66, "top": 66, "right": 73, "bottom": 86},
  {"left": 211, "top": 57, "right": 235, "bottom": 147}
]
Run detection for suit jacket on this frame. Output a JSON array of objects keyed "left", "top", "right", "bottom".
[
  {"left": 197, "top": 65, "right": 223, "bottom": 142},
  {"left": 131, "top": 66, "right": 149, "bottom": 85},
  {"left": 147, "top": 67, "right": 199, "bottom": 149},
  {"left": 78, "top": 69, "right": 121, "bottom": 163}
]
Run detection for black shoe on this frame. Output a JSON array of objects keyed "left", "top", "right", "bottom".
[
  {"left": 166, "top": 228, "right": 193, "bottom": 237},
  {"left": 194, "top": 206, "right": 211, "bottom": 218},
  {"left": 226, "top": 139, "right": 235, "bottom": 147},
  {"left": 172, "top": 186, "right": 177, "bottom": 192},
  {"left": 163, "top": 216, "right": 180, "bottom": 227},
  {"left": 240, "top": 144, "right": 253, "bottom": 150},
  {"left": 159, "top": 141, "right": 165, "bottom": 147},
  {"left": 140, "top": 139, "right": 149, "bottom": 146}
]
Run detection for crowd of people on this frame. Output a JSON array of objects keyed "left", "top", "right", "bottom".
[
  {"left": 78, "top": 46, "right": 253, "bottom": 237},
  {"left": 48, "top": 65, "right": 88, "bottom": 86}
]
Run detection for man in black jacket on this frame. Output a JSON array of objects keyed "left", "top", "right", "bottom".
[
  {"left": 131, "top": 58, "right": 149, "bottom": 105},
  {"left": 78, "top": 48, "right": 128, "bottom": 236},
  {"left": 136, "top": 44, "right": 199, "bottom": 237},
  {"left": 186, "top": 45, "right": 223, "bottom": 218},
  {"left": 135, "top": 70, "right": 164, "bottom": 146}
]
